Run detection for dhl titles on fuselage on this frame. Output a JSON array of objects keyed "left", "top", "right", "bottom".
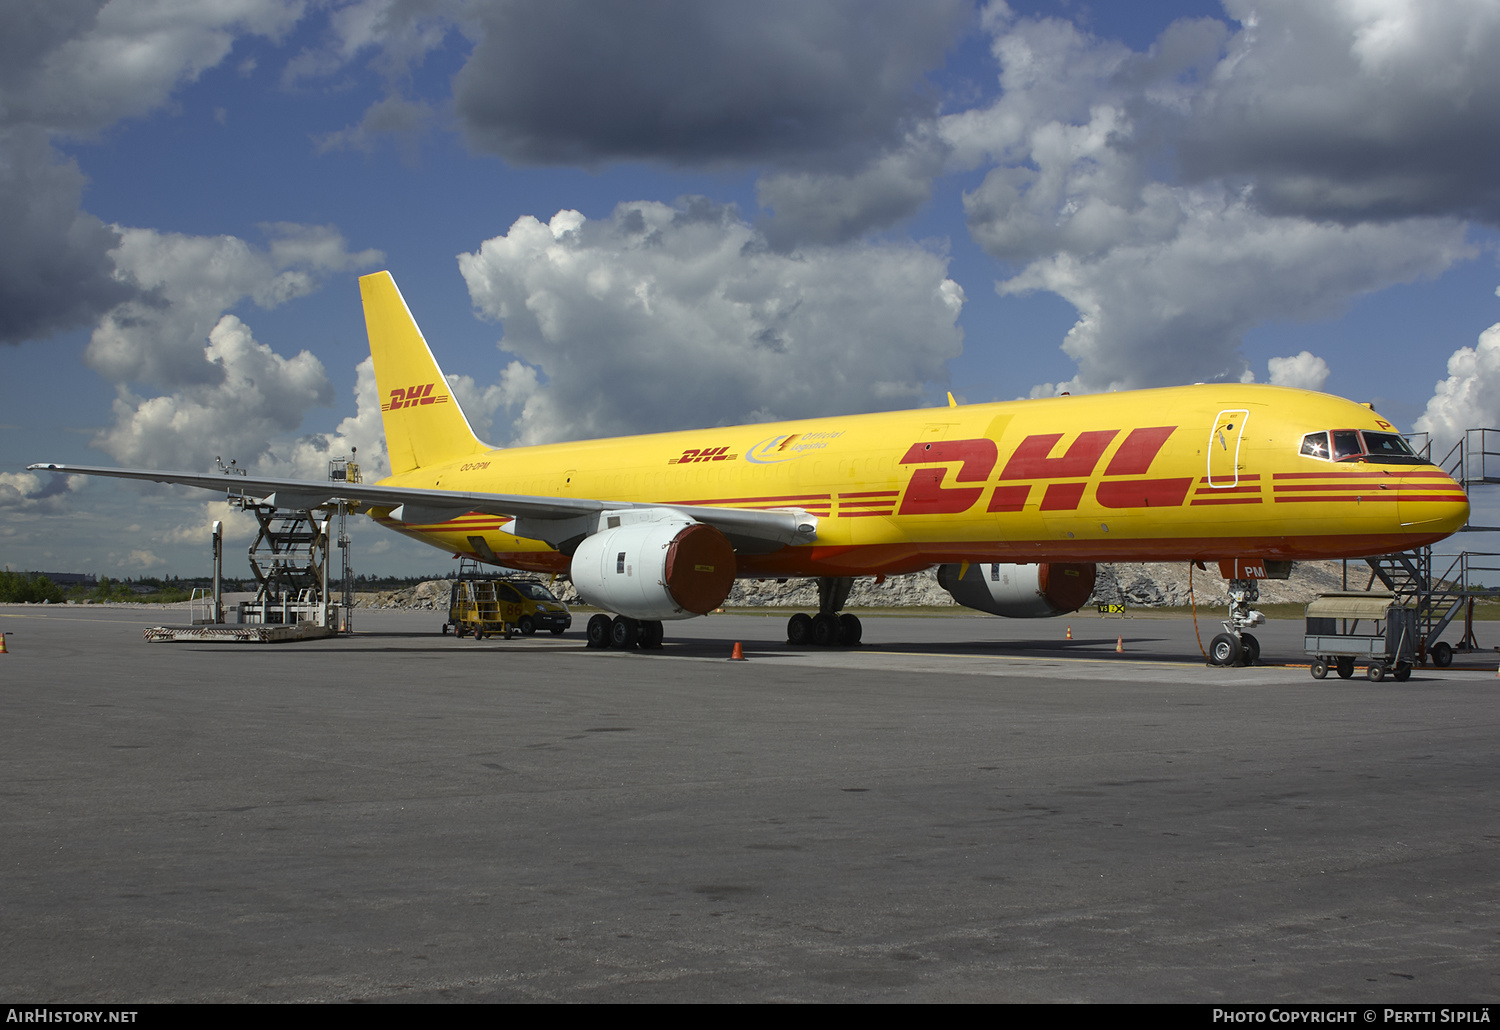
[{"left": 371, "top": 382, "right": 1469, "bottom": 577}]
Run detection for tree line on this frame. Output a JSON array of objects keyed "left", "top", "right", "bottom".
[{"left": 0, "top": 570, "right": 458, "bottom": 603}]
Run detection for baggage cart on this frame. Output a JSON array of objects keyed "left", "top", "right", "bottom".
[{"left": 1304, "top": 592, "right": 1417, "bottom": 681}]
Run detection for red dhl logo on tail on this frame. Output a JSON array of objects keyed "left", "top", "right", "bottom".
[
  {"left": 382, "top": 383, "right": 450, "bottom": 411},
  {"left": 898, "top": 427, "right": 1191, "bottom": 515}
]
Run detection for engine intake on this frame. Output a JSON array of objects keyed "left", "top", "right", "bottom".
[
  {"left": 571, "top": 515, "right": 736, "bottom": 620},
  {"left": 937, "top": 562, "right": 1095, "bottom": 618}
]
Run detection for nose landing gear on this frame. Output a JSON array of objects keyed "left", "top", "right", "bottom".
[{"left": 1208, "top": 578, "right": 1264, "bottom": 667}]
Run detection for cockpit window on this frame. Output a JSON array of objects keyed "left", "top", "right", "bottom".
[
  {"left": 1361, "top": 432, "right": 1417, "bottom": 459},
  {"left": 1299, "top": 428, "right": 1431, "bottom": 465},
  {"left": 1332, "top": 430, "right": 1362, "bottom": 460},
  {"left": 1299, "top": 432, "right": 1329, "bottom": 459}
]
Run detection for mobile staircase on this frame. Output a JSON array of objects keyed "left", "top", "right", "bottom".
[{"left": 1361, "top": 428, "right": 1500, "bottom": 664}]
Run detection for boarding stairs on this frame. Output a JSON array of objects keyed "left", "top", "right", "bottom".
[
  {"left": 1366, "top": 428, "right": 1500, "bottom": 658},
  {"left": 1363, "top": 550, "right": 1470, "bottom": 656}
]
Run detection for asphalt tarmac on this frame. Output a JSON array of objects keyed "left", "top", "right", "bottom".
[{"left": 1, "top": 604, "right": 1497, "bottom": 1003}]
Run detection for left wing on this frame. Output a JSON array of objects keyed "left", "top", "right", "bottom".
[{"left": 26, "top": 463, "right": 819, "bottom": 550}]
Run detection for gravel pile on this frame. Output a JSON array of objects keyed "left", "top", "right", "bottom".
[{"left": 351, "top": 560, "right": 1358, "bottom": 610}]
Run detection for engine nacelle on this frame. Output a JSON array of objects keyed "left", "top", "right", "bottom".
[
  {"left": 937, "top": 562, "right": 1096, "bottom": 618},
  {"left": 570, "top": 513, "right": 737, "bottom": 620}
]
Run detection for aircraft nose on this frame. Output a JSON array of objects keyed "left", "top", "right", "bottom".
[{"left": 1397, "top": 471, "right": 1469, "bottom": 534}]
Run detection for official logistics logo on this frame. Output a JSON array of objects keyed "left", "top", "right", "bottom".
[
  {"left": 745, "top": 432, "right": 844, "bottom": 464},
  {"left": 383, "top": 383, "right": 449, "bottom": 411}
]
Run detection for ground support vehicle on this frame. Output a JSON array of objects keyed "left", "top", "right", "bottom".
[
  {"left": 1304, "top": 592, "right": 1418, "bottom": 681},
  {"left": 497, "top": 578, "right": 572, "bottom": 636},
  {"left": 449, "top": 579, "right": 521, "bottom": 641},
  {"left": 442, "top": 560, "right": 571, "bottom": 638}
]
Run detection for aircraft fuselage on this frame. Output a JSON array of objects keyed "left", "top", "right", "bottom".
[{"left": 370, "top": 382, "right": 1468, "bottom": 577}]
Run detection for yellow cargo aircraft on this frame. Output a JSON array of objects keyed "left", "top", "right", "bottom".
[{"left": 32, "top": 271, "right": 1469, "bottom": 661}]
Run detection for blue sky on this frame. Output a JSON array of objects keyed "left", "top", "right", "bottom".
[{"left": 5, "top": 0, "right": 1500, "bottom": 577}]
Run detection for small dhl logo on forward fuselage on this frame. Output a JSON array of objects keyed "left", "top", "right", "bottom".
[
  {"left": 383, "top": 383, "right": 450, "bottom": 411},
  {"left": 669, "top": 445, "right": 738, "bottom": 464},
  {"left": 898, "top": 427, "right": 1188, "bottom": 515}
]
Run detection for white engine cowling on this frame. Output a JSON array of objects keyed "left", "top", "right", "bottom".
[
  {"left": 937, "top": 562, "right": 1095, "bottom": 618},
  {"left": 570, "top": 515, "right": 737, "bottom": 620}
]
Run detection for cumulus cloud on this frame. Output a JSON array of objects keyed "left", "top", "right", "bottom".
[
  {"left": 1414, "top": 319, "right": 1500, "bottom": 458},
  {"left": 996, "top": 192, "right": 1467, "bottom": 393},
  {"left": 87, "top": 223, "right": 380, "bottom": 387},
  {"left": 93, "top": 313, "right": 334, "bottom": 470},
  {"left": 756, "top": 136, "right": 947, "bottom": 250},
  {"left": 295, "top": 1, "right": 457, "bottom": 159},
  {"left": 0, "top": 0, "right": 309, "bottom": 347},
  {"left": 451, "top": 0, "right": 968, "bottom": 169},
  {"left": 161, "top": 499, "right": 260, "bottom": 546},
  {"left": 2, "top": 0, "right": 305, "bottom": 135},
  {"left": 444, "top": 360, "right": 540, "bottom": 447},
  {"left": 259, "top": 355, "right": 392, "bottom": 480},
  {"left": 0, "top": 471, "right": 87, "bottom": 513},
  {"left": 1180, "top": 0, "right": 1500, "bottom": 226},
  {"left": 457, "top": 200, "right": 964, "bottom": 445},
  {"left": 115, "top": 549, "right": 163, "bottom": 570},
  {"left": 1267, "top": 351, "right": 1331, "bottom": 392},
  {"left": 950, "top": 6, "right": 1474, "bottom": 395},
  {"left": 313, "top": 94, "right": 435, "bottom": 157},
  {"left": 281, "top": 0, "right": 457, "bottom": 88},
  {"left": 77, "top": 221, "right": 379, "bottom": 472},
  {"left": 0, "top": 128, "right": 134, "bottom": 344}
]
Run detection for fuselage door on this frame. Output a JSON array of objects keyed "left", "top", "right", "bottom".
[{"left": 1208, "top": 409, "right": 1249, "bottom": 488}]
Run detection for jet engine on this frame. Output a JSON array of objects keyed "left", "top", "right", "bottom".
[
  {"left": 937, "top": 562, "right": 1095, "bottom": 618},
  {"left": 570, "top": 514, "right": 737, "bottom": 620}
]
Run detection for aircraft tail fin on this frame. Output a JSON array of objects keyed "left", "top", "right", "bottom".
[{"left": 360, "top": 271, "right": 485, "bottom": 476}]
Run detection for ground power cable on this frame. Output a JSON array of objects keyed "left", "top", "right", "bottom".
[{"left": 1189, "top": 562, "right": 1207, "bottom": 660}]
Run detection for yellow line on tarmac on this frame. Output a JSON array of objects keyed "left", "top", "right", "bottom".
[
  {"left": 0, "top": 611, "right": 166, "bottom": 624},
  {"left": 854, "top": 648, "right": 1209, "bottom": 670}
]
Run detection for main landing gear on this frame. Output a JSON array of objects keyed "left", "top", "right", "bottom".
[
  {"left": 1208, "top": 577, "right": 1264, "bottom": 667},
  {"left": 786, "top": 576, "right": 862, "bottom": 647},
  {"left": 585, "top": 613, "right": 665, "bottom": 650}
]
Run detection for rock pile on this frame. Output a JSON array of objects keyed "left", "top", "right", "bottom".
[
  {"left": 351, "top": 579, "right": 452, "bottom": 610},
  {"left": 1090, "top": 560, "right": 1353, "bottom": 607},
  {"left": 351, "top": 560, "right": 1360, "bottom": 611}
]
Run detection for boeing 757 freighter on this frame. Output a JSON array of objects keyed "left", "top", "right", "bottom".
[{"left": 32, "top": 272, "right": 1469, "bottom": 660}]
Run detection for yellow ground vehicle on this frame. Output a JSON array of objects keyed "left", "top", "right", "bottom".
[
  {"left": 443, "top": 561, "right": 572, "bottom": 638},
  {"left": 448, "top": 578, "right": 521, "bottom": 640}
]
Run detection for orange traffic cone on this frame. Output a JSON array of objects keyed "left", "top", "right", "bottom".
[
  {"left": 0, "top": 632, "right": 7, "bottom": 654},
  {"left": 729, "top": 641, "right": 746, "bottom": 661},
  {"left": 1065, "top": 625, "right": 1072, "bottom": 640},
  {"left": 1115, "top": 635, "right": 1124, "bottom": 653}
]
